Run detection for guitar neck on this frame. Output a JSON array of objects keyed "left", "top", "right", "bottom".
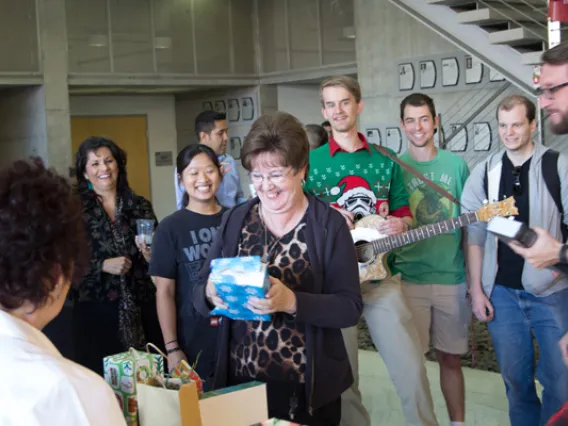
[{"left": 372, "top": 212, "right": 478, "bottom": 253}]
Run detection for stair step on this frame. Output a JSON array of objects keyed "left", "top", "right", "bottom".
[
  {"left": 521, "top": 50, "right": 544, "bottom": 65},
  {"left": 457, "top": 7, "right": 546, "bottom": 25},
  {"left": 488, "top": 26, "right": 546, "bottom": 47}
]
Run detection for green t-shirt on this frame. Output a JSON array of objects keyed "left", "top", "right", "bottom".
[
  {"left": 304, "top": 143, "right": 409, "bottom": 218},
  {"left": 390, "top": 149, "right": 469, "bottom": 284}
]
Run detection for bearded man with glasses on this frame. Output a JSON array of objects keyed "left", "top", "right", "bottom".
[{"left": 461, "top": 94, "right": 568, "bottom": 426}]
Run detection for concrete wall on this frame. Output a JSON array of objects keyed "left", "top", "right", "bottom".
[
  {"left": 353, "top": 0, "right": 539, "bottom": 169},
  {"left": 0, "top": 87, "right": 48, "bottom": 166},
  {"left": 175, "top": 87, "right": 260, "bottom": 197},
  {"left": 277, "top": 84, "right": 324, "bottom": 126},
  {"left": 69, "top": 95, "right": 178, "bottom": 221},
  {"left": 65, "top": 0, "right": 255, "bottom": 75}
]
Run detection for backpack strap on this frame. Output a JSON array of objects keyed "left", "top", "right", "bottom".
[
  {"left": 483, "top": 161, "right": 488, "bottom": 200},
  {"left": 541, "top": 149, "right": 567, "bottom": 242}
]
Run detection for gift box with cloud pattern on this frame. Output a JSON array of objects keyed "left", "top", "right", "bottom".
[{"left": 210, "top": 256, "right": 271, "bottom": 321}]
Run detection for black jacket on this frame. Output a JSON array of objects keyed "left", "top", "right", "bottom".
[{"left": 193, "top": 194, "right": 363, "bottom": 411}]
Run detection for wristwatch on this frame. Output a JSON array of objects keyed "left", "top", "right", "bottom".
[{"left": 560, "top": 244, "right": 568, "bottom": 264}]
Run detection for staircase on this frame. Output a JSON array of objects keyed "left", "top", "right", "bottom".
[{"left": 388, "top": 0, "right": 549, "bottom": 94}]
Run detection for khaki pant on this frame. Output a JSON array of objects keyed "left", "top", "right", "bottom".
[{"left": 340, "top": 275, "right": 438, "bottom": 426}]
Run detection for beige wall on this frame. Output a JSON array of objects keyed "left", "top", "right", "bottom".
[
  {"left": 0, "top": 87, "right": 48, "bottom": 167},
  {"left": 69, "top": 95, "right": 178, "bottom": 221}
]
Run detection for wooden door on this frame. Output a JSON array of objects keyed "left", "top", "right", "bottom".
[{"left": 71, "top": 115, "right": 151, "bottom": 200}]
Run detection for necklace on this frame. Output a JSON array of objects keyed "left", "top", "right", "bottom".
[
  {"left": 257, "top": 199, "right": 309, "bottom": 265},
  {"left": 258, "top": 206, "right": 282, "bottom": 265}
]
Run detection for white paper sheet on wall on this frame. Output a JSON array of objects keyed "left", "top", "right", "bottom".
[
  {"left": 386, "top": 127, "right": 403, "bottom": 153},
  {"left": 399, "top": 63, "right": 415, "bottom": 91},
  {"left": 420, "top": 60, "right": 436, "bottom": 89},
  {"left": 465, "top": 55, "right": 483, "bottom": 84},
  {"left": 215, "top": 100, "right": 226, "bottom": 113},
  {"left": 441, "top": 57, "right": 459, "bottom": 86},
  {"left": 242, "top": 97, "right": 255, "bottom": 121},
  {"left": 228, "top": 137, "right": 242, "bottom": 160},
  {"left": 228, "top": 99, "right": 240, "bottom": 122},
  {"left": 473, "top": 122, "right": 492, "bottom": 151},
  {"left": 449, "top": 124, "right": 468, "bottom": 152},
  {"left": 365, "top": 128, "right": 381, "bottom": 146}
]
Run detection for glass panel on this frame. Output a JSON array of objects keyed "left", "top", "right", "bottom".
[
  {"left": 289, "top": 0, "right": 319, "bottom": 70},
  {"left": 109, "top": 0, "right": 154, "bottom": 73},
  {"left": 66, "top": 0, "right": 110, "bottom": 73},
  {"left": 320, "top": 0, "right": 355, "bottom": 65},
  {"left": 0, "top": 0, "right": 39, "bottom": 72},
  {"left": 231, "top": 0, "right": 255, "bottom": 75},
  {"left": 194, "top": 0, "right": 231, "bottom": 74},
  {"left": 153, "top": 0, "right": 195, "bottom": 74},
  {"left": 258, "top": 0, "right": 287, "bottom": 73}
]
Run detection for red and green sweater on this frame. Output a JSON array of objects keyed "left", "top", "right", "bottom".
[{"left": 304, "top": 133, "right": 411, "bottom": 220}]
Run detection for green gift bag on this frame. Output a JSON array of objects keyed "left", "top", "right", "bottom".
[{"left": 103, "top": 348, "right": 164, "bottom": 425}]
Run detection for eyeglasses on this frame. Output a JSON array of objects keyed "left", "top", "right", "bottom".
[
  {"left": 249, "top": 168, "right": 292, "bottom": 184},
  {"left": 512, "top": 166, "right": 522, "bottom": 195},
  {"left": 535, "top": 81, "right": 568, "bottom": 99}
]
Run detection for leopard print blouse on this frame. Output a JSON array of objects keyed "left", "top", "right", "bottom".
[{"left": 229, "top": 204, "right": 312, "bottom": 384}]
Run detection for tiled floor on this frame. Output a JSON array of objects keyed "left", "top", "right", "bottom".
[{"left": 358, "top": 349, "right": 541, "bottom": 426}]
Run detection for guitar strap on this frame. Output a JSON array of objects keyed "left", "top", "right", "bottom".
[
  {"left": 376, "top": 146, "right": 478, "bottom": 366},
  {"left": 374, "top": 145, "right": 461, "bottom": 206}
]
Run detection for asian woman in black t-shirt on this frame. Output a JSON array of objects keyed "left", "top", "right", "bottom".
[{"left": 149, "top": 145, "right": 226, "bottom": 386}]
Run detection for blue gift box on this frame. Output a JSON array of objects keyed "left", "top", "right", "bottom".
[{"left": 210, "top": 256, "right": 271, "bottom": 321}]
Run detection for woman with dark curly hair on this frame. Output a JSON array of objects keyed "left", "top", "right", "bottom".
[
  {"left": 72, "top": 137, "right": 163, "bottom": 375},
  {"left": 0, "top": 159, "right": 126, "bottom": 425}
]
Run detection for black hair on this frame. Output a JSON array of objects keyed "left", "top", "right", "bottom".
[
  {"left": 75, "top": 136, "right": 130, "bottom": 200},
  {"left": 176, "top": 144, "right": 222, "bottom": 208},
  {"left": 195, "top": 110, "right": 227, "bottom": 140},
  {"left": 321, "top": 120, "right": 331, "bottom": 127}
]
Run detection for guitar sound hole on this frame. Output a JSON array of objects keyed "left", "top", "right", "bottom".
[{"left": 355, "top": 240, "right": 374, "bottom": 263}]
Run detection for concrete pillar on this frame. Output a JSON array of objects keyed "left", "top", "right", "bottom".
[{"left": 37, "top": 0, "right": 72, "bottom": 176}]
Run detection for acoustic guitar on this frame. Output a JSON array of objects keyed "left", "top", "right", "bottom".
[{"left": 351, "top": 197, "right": 518, "bottom": 283}]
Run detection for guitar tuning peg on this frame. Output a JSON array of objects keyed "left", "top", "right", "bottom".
[
  {"left": 483, "top": 199, "right": 489, "bottom": 205},
  {"left": 508, "top": 216, "right": 515, "bottom": 220},
  {"left": 492, "top": 199, "right": 497, "bottom": 203}
]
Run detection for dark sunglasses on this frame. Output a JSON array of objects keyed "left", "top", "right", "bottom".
[{"left": 512, "top": 166, "right": 522, "bottom": 195}]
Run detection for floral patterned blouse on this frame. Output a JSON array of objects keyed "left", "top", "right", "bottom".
[{"left": 73, "top": 190, "right": 157, "bottom": 304}]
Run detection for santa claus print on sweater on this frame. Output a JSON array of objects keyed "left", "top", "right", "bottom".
[
  {"left": 305, "top": 142, "right": 410, "bottom": 222},
  {"left": 329, "top": 176, "right": 389, "bottom": 221}
]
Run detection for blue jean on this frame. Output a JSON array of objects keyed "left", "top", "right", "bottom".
[{"left": 488, "top": 285, "right": 568, "bottom": 426}]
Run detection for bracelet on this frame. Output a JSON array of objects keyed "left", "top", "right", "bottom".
[
  {"left": 560, "top": 244, "right": 568, "bottom": 264},
  {"left": 166, "top": 347, "right": 181, "bottom": 355},
  {"left": 165, "top": 339, "right": 178, "bottom": 346}
]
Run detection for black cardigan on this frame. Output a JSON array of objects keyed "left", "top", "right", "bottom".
[{"left": 193, "top": 194, "right": 363, "bottom": 411}]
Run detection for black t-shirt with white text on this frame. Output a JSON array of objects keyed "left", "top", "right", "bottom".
[{"left": 149, "top": 208, "right": 226, "bottom": 384}]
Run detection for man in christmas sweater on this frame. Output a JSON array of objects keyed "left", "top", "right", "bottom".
[{"left": 305, "top": 76, "right": 438, "bottom": 426}]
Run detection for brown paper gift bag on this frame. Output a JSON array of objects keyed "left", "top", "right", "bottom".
[{"left": 137, "top": 381, "right": 268, "bottom": 426}]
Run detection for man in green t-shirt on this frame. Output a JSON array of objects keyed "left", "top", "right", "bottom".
[
  {"left": 305, "top": 76, "right": 438, "bottom": 426},
  {"left": 392, "top": 93, "right": 470, "bottom": 426}
]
